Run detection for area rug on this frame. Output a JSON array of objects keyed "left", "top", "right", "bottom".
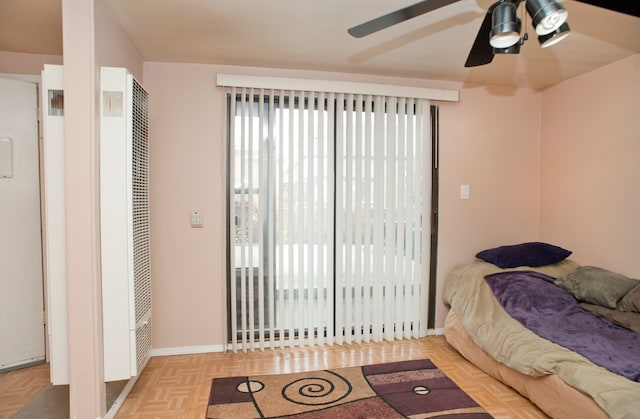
[{"left": 206, "top": 358, "right": 492, "bottom": 418}]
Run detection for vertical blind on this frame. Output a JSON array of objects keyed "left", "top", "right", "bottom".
[{"left": 228, "top": 87, "right": 430, "bottom": 352}]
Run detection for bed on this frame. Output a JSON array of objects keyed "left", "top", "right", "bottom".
[{"left": 442, "top": 243, "right": 640, "bottom": 419}]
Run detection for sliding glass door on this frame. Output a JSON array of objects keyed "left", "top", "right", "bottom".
[{"left": 228, "top": 88, "right": 431, "bottom": 351}]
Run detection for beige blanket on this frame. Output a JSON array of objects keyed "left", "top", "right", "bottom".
[{"left": 443, "top": 260, "right": 640, "bottom": 419}]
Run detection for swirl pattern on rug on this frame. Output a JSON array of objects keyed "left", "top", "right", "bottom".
[
  {"left": 207, "top": 358, "right": 492, "bottom": 418},
  {"left": 281, "top": 370, "right": 352, "bottom": 406}
]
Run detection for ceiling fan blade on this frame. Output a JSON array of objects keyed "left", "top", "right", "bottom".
[
  {"left": 464, "top": 10, "right": 494, "bottom": 67},
  {"left": 573, "top": 0, "right": 640, "bottom": 18},
  {"left": 348, "top": 0, "right": 461, "bottom": 38}
]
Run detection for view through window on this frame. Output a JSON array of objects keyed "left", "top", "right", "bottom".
[{"left": 228, "top": 89, "right": 432, "bottom": 351}]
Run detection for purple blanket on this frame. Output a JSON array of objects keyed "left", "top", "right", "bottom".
[{"left": 484, "top": 270, "right": 640, "bottom": 382}]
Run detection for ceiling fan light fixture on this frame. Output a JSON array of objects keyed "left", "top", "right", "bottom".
[
  {"left": 493, "top": 42, "right": 520, "bottom": 54},
  {"left": 526, "top": 0, "right": 568, "bottom": 35},
  {"left": 538, "top": 22, "right": 570, "bottom": 47},
  {"left": 490, "top": 1, "right": 522, "bottom": 49},
  {"left": 495, "top": 31, "right": 528, "bottom": 54},
  {"left": 494, "top": 43, "right": 522, "bottom": 54}
]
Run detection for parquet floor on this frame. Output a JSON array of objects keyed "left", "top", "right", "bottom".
[
  {"left": 0, "top": 336, "right": 549, "bottom": 419},
  {"left": 0, "top": 362, "right": 50, "bottom": 418},
  {"left": 115, "top": 336, "right": 549, "bottom": 419}
]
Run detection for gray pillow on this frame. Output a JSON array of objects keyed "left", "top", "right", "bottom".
[
  {"left": 618, "top": 284, "right": 640, "bottom": 313},
  {"left": 555, "top": 266, "right": 639, "bottom": 308},
  {"left": 580, "top": 303, "right": 640, "bottom": 333}
]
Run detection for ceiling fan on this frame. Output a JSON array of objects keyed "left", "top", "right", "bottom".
[{"left": 348, "top": 0, "right": 640, "bottom": 67}]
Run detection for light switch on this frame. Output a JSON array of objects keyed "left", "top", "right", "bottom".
[
  {"left": 191, "top": 211, "right": 203, "bottom": 228},
  {"left": 460, "top": 184, "right": 470, "bottom": 199}
]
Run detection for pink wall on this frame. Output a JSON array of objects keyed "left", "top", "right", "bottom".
[
  {"left": 62, "top": 0, "right": 143, "bottom": 417},
  {"left": 12, "top": 1, "right": 637, "bottom": 362},
  {"left": 540, "top": 54, "right": 640, "bottom": 279},
  {"left": 0, "top": 51, "right": 62, "bottom": 75},
  {"left": 62, "top": 1, "right": 104, "bottom": 416},
  {"left": 143, "top": 63, "right": 227, "bottom": 348},
  {"left": 95, "top": 0, "right": 143, "bottom": 81},
  {"left": 144, "top": 62, "right": 542, "bottom": 348},
  {"left": 436, "top": 85, "right": 541, "bottom": 325}
]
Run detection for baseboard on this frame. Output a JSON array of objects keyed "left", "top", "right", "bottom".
[
  {"left": 149, "top": 331, "right": 444, "bottom": 358},
  {"left": 150, "top": 331, "right": 447, "bottom": 357},
  {"left": 150, "top": 344, "right": 226, "bottom": 357},
  {"left": 0, "top": 358, "right": 45, "bottom": 374}
]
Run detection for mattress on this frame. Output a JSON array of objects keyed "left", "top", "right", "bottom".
[
  {"left": 442, "top": 260, "right": 640, "bottom": 418},
  {"left": 444, "top": 309, "right": 608, "bottom": 419}
]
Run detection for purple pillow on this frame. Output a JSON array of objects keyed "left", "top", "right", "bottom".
[{"left": 476, "top": 242, "right": 572, "bottom": 269}]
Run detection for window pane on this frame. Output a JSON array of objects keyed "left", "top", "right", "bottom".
[{"left": 228, "top": 90, "right": 430, "bottom": 349}]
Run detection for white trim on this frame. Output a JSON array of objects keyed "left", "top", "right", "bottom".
[
  {"left": 133, "top": 328, "right": 445, "bottom": 359},
  {"left": 216, "top": 74, "right": 459, "bottom": 102},
  {"left": 41, "top": 64, "right": 69, "bottom": 385},
  {"left": 148, "top": 332, "right": 444, "bottom": 358},
  {"left": 426, "top": 328, "right": 445, "bottom": 336},
  {"left": 150, "top": 344, "right": 226, "bottom": 357}
]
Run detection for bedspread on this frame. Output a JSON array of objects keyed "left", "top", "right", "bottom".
[
  {"left": 443, "top": 260, "right": 640, "bottom": 419},
  {"left": 484, "top": 270, "right": 640, "bottom": 381}
]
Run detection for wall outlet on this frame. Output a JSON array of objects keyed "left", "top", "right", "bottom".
[{"left": 191, "top": 211, "right": 203, "bottom": 228}]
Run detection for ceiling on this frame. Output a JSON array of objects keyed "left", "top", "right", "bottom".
[{"left": 1, "top": 0, "right": 639, "bottom": 89}]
